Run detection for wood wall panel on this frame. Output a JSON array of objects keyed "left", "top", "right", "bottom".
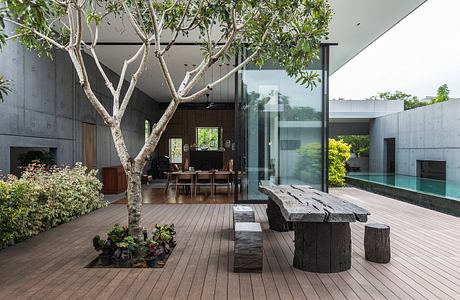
[
  {"left": 82, "top": 122, "right": 97, "bottom": 170},
  {"left": 158, "top": 109, "right": 235, "bottom": 167}
]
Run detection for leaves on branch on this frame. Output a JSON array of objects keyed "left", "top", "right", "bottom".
[{"left": 0, "top": 74, "right": 12, "bottom": 102}]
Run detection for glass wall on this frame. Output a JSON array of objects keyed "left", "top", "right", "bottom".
[{"left": 236, "top": 46, "right": 329, "bottom": 201}]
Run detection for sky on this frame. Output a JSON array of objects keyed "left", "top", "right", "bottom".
[{"left": 330, "top": 0, "right": 460, "bottom": 100}]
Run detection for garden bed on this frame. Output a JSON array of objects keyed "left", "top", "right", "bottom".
[
  {"left": 86, "top": 244, "right": 175, "bottom": 268},
  {"left": 86, "top": 223, "right": 177, "bottom": 268}
]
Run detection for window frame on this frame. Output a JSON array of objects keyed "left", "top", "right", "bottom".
[{"left": 195, "top": 127, "right": 222, "bottom": 151}]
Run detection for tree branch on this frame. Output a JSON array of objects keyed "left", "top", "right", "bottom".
[
  {"left": 122, "top": 2, "right": 148, "bottom": 42},
  {"left": 136, "top": 98, "right": 180, "bottom": 163},
  {"left": 4, "top": 19, "right": 65, "bottom": 49},
  {"left": 180, "top": 51, "right": 258, "bottom": 103},
  {"left": 117, "top": 43, "right": 150, "bottom": 120}
]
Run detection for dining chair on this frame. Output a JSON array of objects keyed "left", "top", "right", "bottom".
[
  {"left": 213, "top": 171, "right": 232, "bottom": 195},
  {"left": 194, "top": 171, "right": 213, "bottom": 196},
  {"left": 175, "top": 172, "right": 195, "bottom": 196}
]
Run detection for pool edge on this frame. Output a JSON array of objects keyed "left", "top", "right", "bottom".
[{"left": 345, "top": 177, "right": 460, "bottom": 218}]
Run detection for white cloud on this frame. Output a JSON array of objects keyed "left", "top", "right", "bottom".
[{"left": 330, "top": 0, "right": 460, "bottom": 100}]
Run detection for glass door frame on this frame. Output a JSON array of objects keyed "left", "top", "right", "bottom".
[{"left": 233, "top": 44, "right": 333, "bottom": 204}]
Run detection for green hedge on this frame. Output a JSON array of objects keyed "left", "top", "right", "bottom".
[{"left": 0, "top": 163, "right": 106, "bottom": 249}]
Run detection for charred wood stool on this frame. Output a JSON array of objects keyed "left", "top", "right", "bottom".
[
  {"left": 364, "top": 223, "right": 391, "bottom": 263},
  {"left": 234, "top": 222, "right": 263, "bottom": 273}
]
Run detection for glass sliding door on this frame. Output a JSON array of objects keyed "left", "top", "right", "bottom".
[{"left": 236, "top": 46, "right": 328, "bottom": 202}]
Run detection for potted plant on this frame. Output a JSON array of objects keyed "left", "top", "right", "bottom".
[
  {"left": 115, "top": 236, "right": 137, "bottom": 268},
  {"left": 92, "top": 235, "right": 115, "bottom": 266},
  {"left": 107, "top": 224, "right": 128, "bottom": 244},
  {"left": 143, "top": 238, "right": 160, "bottom": 267},
  {"left": 152, "top": 224, "right": 176, "bottom": 254}
]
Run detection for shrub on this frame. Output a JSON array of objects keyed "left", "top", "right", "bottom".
[
  {"left": 0, "top": 163, "right": 106, "bottom": 249},
  {"left": 294, "top": 139, "right": 351, "bottom": 187},
  {"left": 328, "top": 139, "right": 351, "bottom": 187}
]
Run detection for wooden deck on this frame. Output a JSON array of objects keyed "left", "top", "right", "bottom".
[{"left": 1, "top": 187, "right": 460, "bottom": 299}]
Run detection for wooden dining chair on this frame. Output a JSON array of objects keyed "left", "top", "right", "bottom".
[
  {"left": 175, "top": 172, "right": 194, "bottom": 196},
  {"left": 194, "top": 171, "right": 213, "bottom": 196},
  {"left": 213, "top": 171, "right": 231, "bottom": 195}
]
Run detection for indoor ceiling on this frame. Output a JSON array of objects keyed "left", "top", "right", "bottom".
[{"left": 87, "top": 0, "right": 427, "bottom": 102}]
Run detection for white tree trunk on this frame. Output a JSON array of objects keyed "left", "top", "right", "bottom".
[{"left": 126, "top": 168, "right": 143, "bottom": 241}]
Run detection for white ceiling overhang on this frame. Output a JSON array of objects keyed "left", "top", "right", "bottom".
[{"left": 88, "top": 0, "right": 427, "bottom": 102}]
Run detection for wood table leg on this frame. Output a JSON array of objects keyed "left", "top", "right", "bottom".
[
  {"left": 266, "top": 198, "right": 291, "bottom": 232},
  {"left": 293, "top": 222, "right": 351, "bottom": 273}
]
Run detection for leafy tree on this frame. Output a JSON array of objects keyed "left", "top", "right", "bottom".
[
  {"left": 431, "top": 84, "right": 449, "bottom": 103},
  {"left": 369, "top": 91, "right": 427, "bottom": 110},
  {"left": 0, "top": 0, "right": 332, "bottom": 240},
  {"left": 337, "top": 135, "right": 369, "bottom": 157}
]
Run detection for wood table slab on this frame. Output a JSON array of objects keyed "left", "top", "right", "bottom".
[{"left": 259, "top": 185, "right": 370, "bottom": 273}]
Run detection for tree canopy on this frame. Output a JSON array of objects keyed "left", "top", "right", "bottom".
[
  {"left": 0, "top": 0, "right": 332, "bottom": 239},
  {"left": 431, "top": 84, "right": 449, "bottom": 103},
  {"left": 369, "top": 91, "right": 427, "bottom": 110}
]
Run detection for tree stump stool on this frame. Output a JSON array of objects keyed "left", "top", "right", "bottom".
[
  {"left": 364, "top": 223, "right": 391, "bottom": 263},
  {"left": 233, "top": 205, "right": 255, "bottom": 227},
  {"left": 234, "top": 222, "right": 263, "bottom": 273},
  {"left": 266, "top": 198, "right": 291, "bottom": 232}
]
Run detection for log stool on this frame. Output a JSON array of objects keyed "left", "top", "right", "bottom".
[
  {"left": 233, "top": 205, "right": 255, "bottom": 226},
  {"left": 364, "top": 223, "right": 391, "bottom": 263},
  {"left": 234, "top": 222, "right": 263, "bottom": 273}
]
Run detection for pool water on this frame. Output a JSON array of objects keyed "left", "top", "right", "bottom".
[{"left": 347, "top": 173, "right": 460, "bottom": 201}]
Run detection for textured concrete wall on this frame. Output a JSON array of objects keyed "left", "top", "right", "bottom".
[
  {"left": 369, "top": 100, "right": 460, "bottom": 183},
  {"left": 329, "top": 100, "right": 404, "bottom": 118},
  {"left": 0, "top": 39, "right": 159, "bottom": 175}
]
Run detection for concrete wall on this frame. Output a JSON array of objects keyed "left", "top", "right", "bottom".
[
  {"left": 329, "top": 100, "right": 404, "bottom": 119},
  {"left": 0, "top": 39, "right": 159, "bottom": 175},
  {"left": 369, "top": 100, "right": 460, "bottom": 183}
]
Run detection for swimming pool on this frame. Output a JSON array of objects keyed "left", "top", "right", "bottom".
[{"left": 346, "top": 173, "right": 460, "bottom": 217}]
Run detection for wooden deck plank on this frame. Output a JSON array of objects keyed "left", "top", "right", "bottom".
[
  {"left": 0, "top": 188, "right": 459, "bottom": 299},
  {"left": 187, "top": 205, "right": 223, "bottom": 299}
]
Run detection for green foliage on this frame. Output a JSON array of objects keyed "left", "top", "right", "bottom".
[
  {"left": 328, "top": 138, "right": 350, "bottom": 187},
  {"left": 294, "top": 138, "right": 351, "bottom": 187},
  {"left": 431, "top": 84, "right": 449, "bottom": 103},
  {"left": 107, "top": 223, "right": 129, "bottom": 244},
  {"left": 94, "top": 223, "right": 176, "bottom": 261},
  {"left": 196, "top": 127, "right": 219, "bottom": 150},
  {"left": 152, "top": 224, "right": 176, "bottom": 243},
  {"left": 294, "top": 142, "right": 322, "bottom": 185},
  {"left": 0, "top": 0, "right": 332, "bottom": 89},
  {"left": 337, "top": 135, "right": 369, "bottom": 157},
  {"left": 0, "top": 163, "right": 106, "bottom": 249},
  {"left": 369, "top": 91, "right": 428, "bottom": 111},
  {"left": 0, "top": 74, "right": 12, "bottom": 102},
  {"left": 17, "top": 150, "right": 54, "bottom": 168},
  {"left": 369, "top": 85, "right": 452, "bottom": 110}
]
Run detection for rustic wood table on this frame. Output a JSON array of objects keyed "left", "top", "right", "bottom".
[{"left": 259, "top": 185, "right": 370, "bottom": 273}]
